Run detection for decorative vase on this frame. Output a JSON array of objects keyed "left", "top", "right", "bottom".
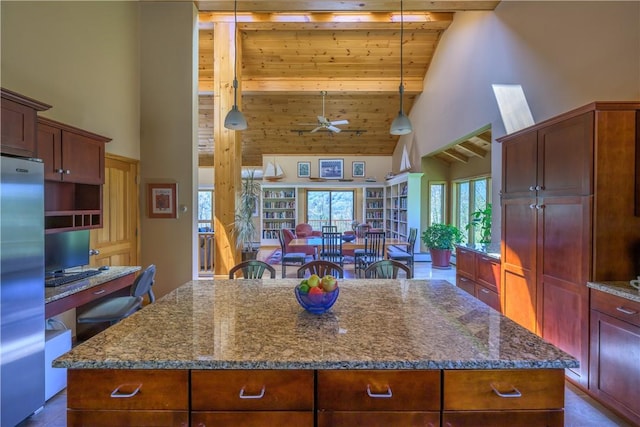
[{"left": 429, "top": 248, "right": 452, "bottom": 269}]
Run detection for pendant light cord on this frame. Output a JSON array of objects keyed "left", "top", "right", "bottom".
[
  {"left": 233, "top": 0, "right": 239, "bottom": 106},
  {"left": 399, "top": 0, "right": 405, "bottom": 113}
]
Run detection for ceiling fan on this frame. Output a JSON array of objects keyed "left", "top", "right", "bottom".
[{"left": 299, "top": 91, "right": 349, "bottom": 133}]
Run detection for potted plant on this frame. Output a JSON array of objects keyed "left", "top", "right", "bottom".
[
  {"left": 234, "top": 170, "right": 261, "bottom": 261},
  {"left": 466, "top": 203, "right": 492, "bottom": 245},
  {"left": 421, "top": 223, "right": 464, "bottom": 269}
]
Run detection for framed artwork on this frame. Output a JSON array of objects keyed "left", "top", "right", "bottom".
[
  {"left": 352, "top": 161, "right": 366, "bottom": 178},
  {"left": 297, "top": 161, "right": 311, "bottom": 178},
  {"left": 148, "top": 183, "right": 177, "bottom": 219},
  {"left": 319, "top": 159, "right": 344, "bottom": 179}
]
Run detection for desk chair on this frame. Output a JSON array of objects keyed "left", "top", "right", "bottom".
[
  {"left": 320, "top": 232, "right": 344, "bottom": 267},
  {"left": 297, "top": 260, "right": 344, "bottom": 279},
  {"left": 387, "top": 227, "right": 417, "bottom": 276},
  {"left": 354, "top": 231, "right": 386, "bottom": 277},
  {"left": 364, "top": 259, "right": 412, "bottom": 279},
  {"left": 77, "top": 264, "right": 156, "bottom": 326},
  {"left": 278, "top": 228, "right": 308, "bottom": 278},
  {"left": 229, "top": 260, "right": 276, "bottom": 279}
]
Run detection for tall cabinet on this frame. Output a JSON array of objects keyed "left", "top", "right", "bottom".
[{"left": 498, "top": 102, "right": 640, "bottom": 387}]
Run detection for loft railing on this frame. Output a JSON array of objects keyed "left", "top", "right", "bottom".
[
  {"left": 198, "top": 232, "right": 214, "bottom": 276},
  {"left": 307, "top": 219, "right": 354, "bottom": 233}
]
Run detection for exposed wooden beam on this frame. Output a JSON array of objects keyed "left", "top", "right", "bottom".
[
  {"left": 458, "top": 141, "right": 487, "bottom": 158},
  {"left": 476, "top": 130, "right": 492, "bottom": 143},
  {"left": 441, "top": 149, "right": 469, "bottom": 163},
  {"left": 195, "top": 1, "right": 500, "bottom": 13},
  {"left": 241, "top": 78, "right": 423, "bottom": 95}
]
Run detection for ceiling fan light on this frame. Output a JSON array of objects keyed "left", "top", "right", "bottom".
[
  {"left": 390, "top": 112, "right": 413, "bottom": 135},
  {"left": 224, "top": 105, "right": 247, "bottom": 130}
]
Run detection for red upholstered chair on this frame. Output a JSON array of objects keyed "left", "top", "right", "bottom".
[
  {"left": 295, "top": 223, "right": 322, "bottom": 237},
  {"left": 283, "top": 228, "right": 316, "bottom": 259}
]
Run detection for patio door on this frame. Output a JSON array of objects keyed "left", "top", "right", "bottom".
[{"left": 306, "top": 190, "right": 354, "bottom": 232}]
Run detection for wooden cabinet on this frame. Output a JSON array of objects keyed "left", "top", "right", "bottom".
[
  {"left": 192, "top": 370, "right": 314, "bottom": 426},
  {"left": 317, "top": 370, "right": 440, "bottom": 426},
  {"left": 455, "top": 246, "right": 501, "bottom": 312},
  {"left": 498, "top": 102, "right": 640, "bottom": 387},
  {"left": 442, "top": 369, "right": 564, "bottom": 427},
  {"left": 363, "top": 186, "right": 385, "bottom": 230},
  {"left": 38, "top": 117, "right": 110, "bottom": 233},
  {"left": 1, "top": 88, "right": 51, "bottom": 157},
  {"left": 589, "top": 290, "right": 640, "bottom": 425},
  {"left": 66, "top": 369, "right": 189, "bottom": 426}
]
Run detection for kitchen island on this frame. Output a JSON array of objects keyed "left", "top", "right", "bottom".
[{"left": 54, "top": 279, "right": 578, "bottom": 426}]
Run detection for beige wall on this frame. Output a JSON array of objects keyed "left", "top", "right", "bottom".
[
  {"left": 1, "top": 1, "right": 140, "bottom": 160},
  {"left": 139, "top": 2, "right": 198, "bottom": 298}
]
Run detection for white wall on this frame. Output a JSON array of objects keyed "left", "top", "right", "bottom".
[{"left": 1, "top": 1, "right": 140, "bottom": 159}]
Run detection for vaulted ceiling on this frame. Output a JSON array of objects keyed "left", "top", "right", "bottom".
[{"left": 195, "top": 1, "right": 500, "bottom": 167}]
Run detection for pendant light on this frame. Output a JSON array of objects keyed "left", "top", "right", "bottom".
[
  {"left": 390, "top": 0, "right": 413, "bottom": 135},
  {"left": 224, "top": 0, "right": 247, "bottom": 130}
]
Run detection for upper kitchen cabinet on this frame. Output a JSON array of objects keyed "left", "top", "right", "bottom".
[
  {"left": 1, "top": 88, "right": 51, "bottom": 157},
  {"left": 498, "top": 101, "right": 640, "bottom": 389},
  {"left": 37, "top": 117, "right": 108, "bottom": 184},
  {"left": 37, "top": 117, "right": 110, "bottom": 233}
]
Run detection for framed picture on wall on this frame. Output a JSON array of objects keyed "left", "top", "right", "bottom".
[
  {"left": 319, "top": 159, "right": 343, "bottom": 179},
  {"left": 297, "top": 161, "right": 311, "bottom": 178},
  {"left": 148, "top": 183, "right": 177, "bottom": 219},
  {"left": 352, "top": 161, "right": 366, "bottom": 178}
]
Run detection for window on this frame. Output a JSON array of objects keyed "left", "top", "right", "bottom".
[
  {"left": 454, "top": 177, "right": 491, "bottom": 244},
  {"left": 429, "top": 182, "right": 446, "bottom": 225},
  {"left": 307, "top": 190, "right": 354, "bottom": 232},
  {"left": 198, "top": 190, "right": 214, "bottom": 232}
]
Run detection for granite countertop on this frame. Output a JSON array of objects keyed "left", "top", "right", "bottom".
[
  {"left": 456, "top": 244, "right": 501, "bottom": 259},
  {"left": 54, "top": 279, "right": 577, "bottom": 371},
  {"left": 587, "top": 280, "right": 640, "bottom": 303},
  {"left": 45, "top": 266, "right": 141, "bottom": 304}
]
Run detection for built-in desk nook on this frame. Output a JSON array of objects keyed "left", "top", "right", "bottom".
[{"left": 54, "top": 279, "right": 578, "bottom": 426}]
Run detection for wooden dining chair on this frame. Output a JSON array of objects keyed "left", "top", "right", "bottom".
[
  {"left": 320, "top": 231, "right": 344, "bottom": 267},
  {"left": 297, "top": 260, "right": 344, "bottom": 279},
  {"left": 354, "top": 231, "right": 386, "bottom": 277},
  {"left": 387, "top": 227, "right": 418, "bottom": 276},
  {"left": 278, "top": 228, "right": 308, "bottom": 278},
  {"left": 364, "top": 259, "right": 412, "bottom": 279},
  {"left": 228, "top": 260, "right": 276, "bottom": 279}
]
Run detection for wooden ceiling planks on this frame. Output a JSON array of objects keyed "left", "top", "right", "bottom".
[{"left": 195, "top": 3, "right": 500, "bottom": 166}]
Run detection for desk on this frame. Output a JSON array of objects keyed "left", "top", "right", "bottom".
[
  {"left": 45, "top": 266, "right": 141, "bottom": 318},
  {"left": 289, "top": 236, "right": 407, "bottom": 250}
]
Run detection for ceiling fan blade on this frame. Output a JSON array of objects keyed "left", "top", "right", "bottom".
[
  {"left": 330, "top": 120, "right": 349, "bottom": 126},
  {"left": 310, "top": 127, "right": 322, "bottom": 133},
  {"left": 317, "top": 115, "right": 328, "bottom": 124},
  {"left": 327, "top": 126, "right": 341, "bottom": 133}
]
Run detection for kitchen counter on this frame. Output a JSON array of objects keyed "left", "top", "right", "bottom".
[
  {"left": 456, "top": 243, "right": 501, "bottom": 259},
  {"left": 45, "top": 266, "right": 141, "bottom": 305},
  {"left": 587, "top": 280, "right": 640, "bottom": 303},
  {"left": 54, "top": 279, "right": 577, "bottom": 370}
]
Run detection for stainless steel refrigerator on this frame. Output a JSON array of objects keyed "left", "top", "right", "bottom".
[{"left": 1, "top": 155, "right": 45, "bottom": 427}]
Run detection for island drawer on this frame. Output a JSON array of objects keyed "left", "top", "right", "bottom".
[
  {"left": 191, "top": 411, "right": 313, "bottom": 426},
  {"left": 591, "top": 290, "right": 640, "bottom": 326},
  {"left": 67, "top": 369, "right": 188, "bottom": 410},
  {"left": 443, "top": 369, "right": 564, "bottom": 411},
  {"left": 67, "top": 410, "right": 188, "bottom": 426},
  {"left": 317, "top": 370, "right": 440, "bottom": 411},
  {"left": 442, "top": 409, "right": 563, "bottom": 426},
  {"left": 191, "top": 370, "right": 314, "bottom": 411}
]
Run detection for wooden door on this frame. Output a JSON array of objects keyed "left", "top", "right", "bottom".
[{"left": 90, "top": 154, "right": 139, "bottom": 268}]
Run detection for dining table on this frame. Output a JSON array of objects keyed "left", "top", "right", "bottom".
[{"left": 289, "top": 236, "right": 408, "bottom": 250}]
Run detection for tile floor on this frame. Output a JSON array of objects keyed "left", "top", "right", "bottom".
[{"left": 19, "top": 257, "right": 633, "bottom": 426}]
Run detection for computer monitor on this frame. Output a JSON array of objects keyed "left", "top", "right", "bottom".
[{"left": 44, "top": 230, "right": 90, "bottom": 276}]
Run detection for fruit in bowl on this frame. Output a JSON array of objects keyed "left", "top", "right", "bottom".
[{"left": 295, "top": 275, "right": 339, "bottom": 314}]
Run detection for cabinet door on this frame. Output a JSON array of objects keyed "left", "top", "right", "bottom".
[
  {"left": 501, "top": 198, "right": 537, "bottom": 332},
  {"left": 61, "top": 130, "right": 105, "bottom": 184},
  {"left": 37, "top": 121, "right": 63, "bottom": 181},
  {"left": 475, "top": 284, "right": 500, "bottom": 312},
  {"left": 475, "top": 254, "right": 500, "bottom": 293},
  {"left": 537, "top": 196, "right": 591, "bottom": 384},
  {"left": 537, "top": 112, "right": 593, "bottom": 197},
  {"left": 455, "top": 247, "right": 475, "bottom": 279},
  {"left": 502, "top": 131, "right": 537, "bottom": 199},
  {"left": 1, "top": 97, "right": 38, "bottom": 157},
  {"left": 456, "top": 276, "right": 476, "bottom": 296}
]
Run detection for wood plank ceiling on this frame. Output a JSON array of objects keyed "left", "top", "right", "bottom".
[{"left": 196, "top": 1, "right": 500, "bottom": 167}]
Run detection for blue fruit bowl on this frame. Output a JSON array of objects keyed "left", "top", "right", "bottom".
[
  {"left": 341, "top": 234, "right": 356, "bottom": 242},
  {"left": 295, "top": 287, "right": 339, "bottom": 314}
]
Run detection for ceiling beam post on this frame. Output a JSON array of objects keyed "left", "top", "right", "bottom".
[{"left": 213, "top": 21, "right": 243, "bottom": 275}]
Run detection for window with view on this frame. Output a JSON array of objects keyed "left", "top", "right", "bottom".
[
  {"left": 306, "top": 190, "right": 354, "bottom": 233},
  {"left": 198, "top": 190, "right": 214, "bottom": 232},
  {"left": 454, "top": 177, "right": 491, "bottom": 244}
]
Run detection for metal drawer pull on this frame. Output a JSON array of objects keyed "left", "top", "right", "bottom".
[
  {"left": 110, "top": 383, "right": 142, "bottom": 398},
  {"left": 480, "top": 288, "right": 490, "bottom": 294},
  {"left": 239, "top": 385, "right": 265, "bottom": 399},
  {"left": 93, "top": 289, "right": 106, "bottom": 295},
  {"left": 616, "top": 306, "right": 638, "bottom": 315},
  {"left": 490, "top": 383, "right": 522, "bottom": 398},
  {"left": 366, "top": 384, "right": 393, "bottom": 398}
]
